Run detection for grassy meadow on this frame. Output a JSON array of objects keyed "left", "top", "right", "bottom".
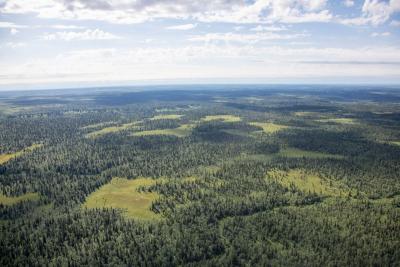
[
  {"left": 83, "top": 177, "right": 160, "bottom": 220},
  {"left": 150, "top": 114, "right": 184, "bottom": 120},
  {"left": 0, "top": 192, "right": 40, "bottom": 205},
  {"left": 85, "top": 121, "right": 141, "bottom": 138},
  {"left": 201, "top": 115, "right": 241, "bottom": 122},
  {"left": 277, "top": 148, "right": 344, "bottom": 159},
  {"left": 132, "top": 124, "right": 195, "bottom": 137},
  {"left": 316, "top": 118, "right": 357, "bottom": 125},
  {"left": 267, "top": 169, "right": 350, "bottom": 197},
  {"left": 0, "top": 144, "right": 42, "bottom": 165},
  {"left": 250, "top": 122, "right": 288, "bottom": 133}
]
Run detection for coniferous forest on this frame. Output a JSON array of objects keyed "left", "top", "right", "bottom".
[{"left": 0, "top": 85, "right": 399, "bottom": 266}]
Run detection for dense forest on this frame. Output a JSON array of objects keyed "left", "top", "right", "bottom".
[{"left": 0, "top": 85, "right": 399, "bottom": 266}]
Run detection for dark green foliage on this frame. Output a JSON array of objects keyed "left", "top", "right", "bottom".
[{"left": 0, "top": 86, "right": 399, "bottom": 266}]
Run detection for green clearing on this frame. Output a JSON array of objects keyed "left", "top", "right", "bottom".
[
  {"left": 132, "top": 124, "right": 195, "bottom": 137},
  {"left": 277, "top": 148, "right": 344, "bottom": 159},
  {"left": 0, "top": 144, "right": 43, "bottom": 165},
  {"left": 0, "top": 103, "right": 34, "bottom": 115},
  {"left": 389, "top": 141, "right": 400, "bottom": 146},
  {"left": 201, "top": 115, "right": 241, "bottom": 122},
  {"left": 316, "top": 118, "right": 357, "bottom": 125},
  {"left": 250, "top": 122, "right": 288, "bottom": 134},
  {"left": 150, "top": 114, "right": 183, "bottom": 120},
  {"left": 0, "top": 104, "right": 18, "bottom": 115},
  {"left": 85, "top": 121, "right": 141, "bottom": 138},
  {"left": 83, "top": 177, "right": 160, "bottom": 220},
  {"left": 0, "top": 192, "right": 40, "bottom": 205},
  {"left": 267, "top": 169, "right": 349, "bottom": 197},
  {"left": 200, "top": 165, "right": 221, "bottom": 173}
]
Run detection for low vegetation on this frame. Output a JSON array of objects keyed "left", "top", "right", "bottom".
[
  {"left": 277, "top": 147, "right": 344, "bottom": 159},
  {"left": 85, "top": 121, "right": 141, "bottom": 138},
  {"left": 132, "top": 124, "right": 195, "bottom": 137},
  {"left": 83, "top": 177, "right": 160, "bottom": 220},
  {"left": 250, "top": 122, "right": 288, "bottom": 133},
  {"left": 201, "top": 114, "right": 241, "bottom": 122},
  {"left": 267, "top": 169, "right": 350, "bottom": 197},
  {"left": 316, "top": 118, "right": 357, "bottom": 124},
  {"left": 0, "top": 192, "right": 40, "bottom": 205},
  {"left": 0, "top": 143, "right": 42, "bottom": 165},
  {"left": 150, "top": 114, "right": 183, "bottom": 120}
]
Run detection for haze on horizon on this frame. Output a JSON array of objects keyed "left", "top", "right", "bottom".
[{"left": 1, "top": 0, "right": 400, "bottom": 90}]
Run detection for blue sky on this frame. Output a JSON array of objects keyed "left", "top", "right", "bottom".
[{"left": 0, "top": 0, "right": 400, "bottom": 90}]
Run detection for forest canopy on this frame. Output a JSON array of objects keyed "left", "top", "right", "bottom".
[{"left": 0, "top": 85, "right": 399, "bottom": 266}]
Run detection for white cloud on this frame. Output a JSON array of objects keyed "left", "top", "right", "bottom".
[
  {"left": 51, "top": 24, "right": 85, "bottom": 30},
  {"left": 259, "top": 0, "right": 332, "bottom": 23},
  {"left": 250, "top": 25, "right": 287, "bottom": 31},
  {"left": 166, "top": 23, "right": 197, "bottom": 30},
  {"left": 341, "top": 0, "right": 400, "bottom": 26},
  {"left": 390, "top": 19, "right": 400, "bottom": 26},
  {"left": 371, "top": 31, "right": 391, "bottom": 37},
  {"left": 343, "top": 0, "right": 355, "bottom": 7},
  {"left": 2, "top": 45, "right": 400, "bottom": 85},
  {"left": 143, "top": 38, "right": 154, "bottom": 44},
  {"left": 0, "top": 21, "right": 86, "bottom": 30},
  {"left": 10, "top": 28, "right": 19, "bottom": 35},
  {"left": 189, "top": 32, "right": 306, "bottom": 43},
  {"left": 42, "top": 29, "right": 120, "bottom": 41},
  {"left": 3, "top": 0, "right": 400, "bottom": 27},
  {"left": 4, "top": 42, "right": 26, "bottom": 48},
  {"left": 0, "top": 21, "right": 28, "bottom": 28},
  {"left": 0, "top": 0, "right": 333, "bottom": 24}
]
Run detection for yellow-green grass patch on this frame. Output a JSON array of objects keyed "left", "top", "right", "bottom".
[
  {"left": 367, "top": 194, "right": 400, "bottom": 205},
  {"left": 316, "top": 118, "right": 357, "bottom": 125},
  {"left": 0, "top": 192, "right": 40, "bottom": 206},
  {"left": 267, "top": 169, "right": 349, "bottom": 197},
  {"left": 201, "top": 165, "right": 221, "bottom": 173},
  {"left": 150, "top": 114, "right": 183, "bottom": 120},
  {"left": 250, "top": 122, "right": 288, "bottom": 134},
  {"left": 132, "top": 124, "right": 195, "bottom": 137},
  {"left": 86, "top": 121, "right": 141, "bottom": 138},
  {"left": 389, "top": 141, "right": 400, "bottom": 146},
  {"left": 83, "top": 177, "right": 160, "bottom": 220},
  {"left": 201, "top": 115, "right": 241, "bottom": 123},
  {"left": 277, "top": 148, "right": 343, "bottom": 159},
  {"left": 0, "top": 144, "right": 43, "bottom": 165},
  {"left": 0, "top": 104, "right": 21, "bottom": 115}
]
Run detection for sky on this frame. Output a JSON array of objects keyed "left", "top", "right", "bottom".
[{"left": 0, "top": 0, "right": 400, "bottom": 90}]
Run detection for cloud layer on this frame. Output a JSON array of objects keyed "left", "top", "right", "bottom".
[
  {"left": 42, "top": 29, "right": 120, "bottom": 41},
  {"left": 0, "top": 0, "right": 399, "bottom": 87},
  {"left": 0, "top": 0, "right": 334, "bottom": 24}
]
